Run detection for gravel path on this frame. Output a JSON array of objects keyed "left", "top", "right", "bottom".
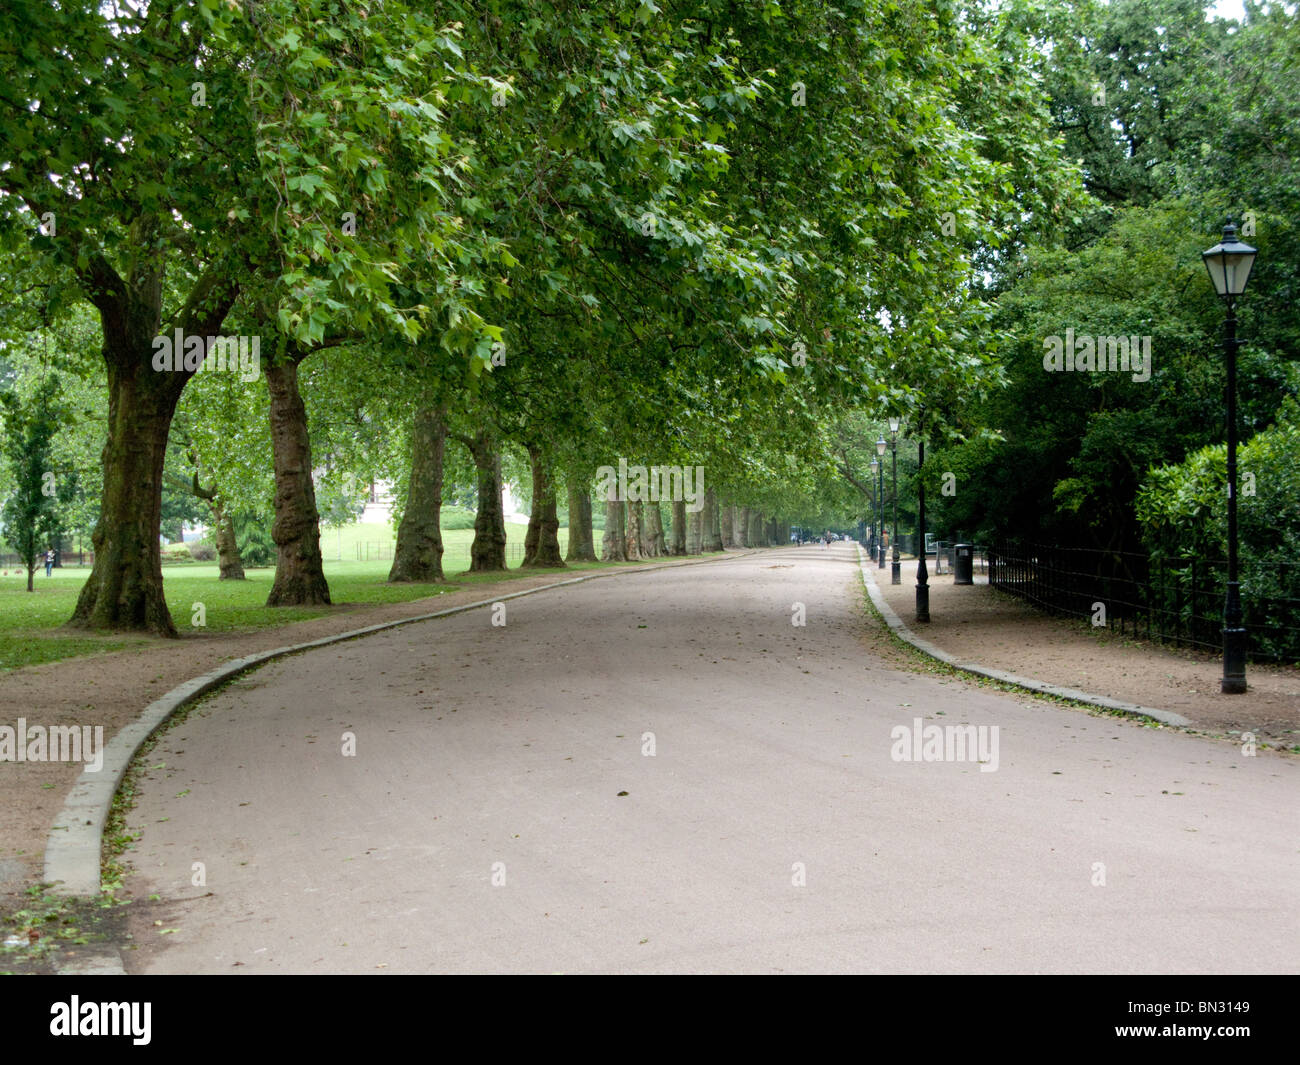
[
  {"left": 120, "top": 545, "right": 1299, "bottom": 973},
  {"left": 875, "top": 558, "right": 1300, "bottom": 748}
]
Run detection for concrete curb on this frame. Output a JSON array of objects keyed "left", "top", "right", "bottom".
[
  {"left": 856, "top": 545, "right": 1192, "bottom": 729},
  {"left": 45, "top": 551, "right": 758, "bottom": 901}
]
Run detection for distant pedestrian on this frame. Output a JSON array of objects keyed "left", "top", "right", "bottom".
[{"left": 45, "top": 547, "right": 55, "bottom": 577}]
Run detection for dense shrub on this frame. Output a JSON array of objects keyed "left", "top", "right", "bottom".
[
  {"left": 1137, "top": 398, "right": 1300, "bottom": 661},
  {"left": 440, "top": 506, "right": 477, "bottom": 531}
]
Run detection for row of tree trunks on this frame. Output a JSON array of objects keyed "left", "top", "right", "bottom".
[
  {"left": 264, "top": 355, "right": 331, "bottom": 607},
  {"left": 565, "top": 479, "right": 597, "bottom": 562},
  {"left": 748, "top": 508, "right": 764, "bottom": 549},
  {"left": 522, "top": 445, "right": 565, "bottom": 568},
  {"left": 388, "top": 405, "right": 447, "bottom": 582},
  {"left": 670, "top": 499, "right": 687, "bottom": 555},
  {"left": 602, "top": 497, "right": 627, "bottom": 561}
]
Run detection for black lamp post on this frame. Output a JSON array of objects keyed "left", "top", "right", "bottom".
[
  {"left": 869, "top": 458, "right": 879, "bottom": 558},
  {"left": 888, "top": 416, "right": 901, "bottom": 584},
  {"left": 1202, "top": 219, "right": 1257, "bottom": 694},
  {"left": 875, "top": 436, "right": 887, "bottom": 567},
  {"left": 915, "top": 411, "right": 929, "bottom": 623}
]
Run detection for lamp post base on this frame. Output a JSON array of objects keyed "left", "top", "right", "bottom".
[
  {"left": 891, "top": 559, "right": 901, "bottom": 585},
  {"left": 1222, "top": 630, "right": 1247, "bottom": 693},
  {"left": 1222, "top": 582, "right": 1247, "bottom": 693}
]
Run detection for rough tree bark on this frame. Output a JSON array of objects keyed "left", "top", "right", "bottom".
[
  {"left": 650, "top": 504, "right": 667, "bottom": 556},
  {"left": 464, "top": 431, "right": 508, "bottom": 572},
  {"left": 702, "top": 487, "right": 724, "bottom": 551},
  {"left": 670, "top": 499, "right": 687, "bottom": 555},
  {"left": 641, "top": 502, "right": 665, "bottom": 558},
  {"left": 686, "top": 507, "right": 702, "bottom": 555},
  {"left": 738, "top": 506, "right": 753, "bottom": 548},
  {"left": 265, "top": 353, "right": 331, "bottom": 607},
  {"left": 747, "top": 509, "right": 764, "bottom": 548},
  {"left": 602, "top": 497, "right": 627, "bottom": 561},
  {"left": 388, "top": 405, "right": 447, "bottom": 582},
  {"left": 718, "top": 504, "right": 734, "bottom": 548},
  {"left": 69, "top": 266, "right": 237, "bottom": 635},
  {"left": 522, "top": 444, "right": 565, "bottom": 568},
  {"left": 625, "top": 499, "right": 644, "bottom": 561},
  {"left": 213, "top": 507, "right": 246, "bottom": 580},
  {"left": 565, "top": 477, "right": 597, "bottom": 562}
]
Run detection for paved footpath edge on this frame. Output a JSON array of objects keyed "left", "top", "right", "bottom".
[{"left": 856, "top": 544, "right": 1192, "bottom": 730}]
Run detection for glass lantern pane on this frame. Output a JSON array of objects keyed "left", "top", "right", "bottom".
[
  {"left": 1224, "top": 253, "right": 1255, "bottom": 295},
  {"left": 1204, "top": 255, "right": 1228, "bottom": 294}
]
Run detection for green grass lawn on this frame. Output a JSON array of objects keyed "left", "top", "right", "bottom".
[{"left": 0, "top": 520, "right": 591, "bottom": 671}]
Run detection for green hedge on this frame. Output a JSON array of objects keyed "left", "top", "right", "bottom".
[{"left": 1137, "top": 398, "right": 1300, "bottom": 661}]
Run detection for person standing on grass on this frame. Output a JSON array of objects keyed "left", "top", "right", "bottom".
[{"left": 45, "top": 547, "right": 55, "bottom": 577}]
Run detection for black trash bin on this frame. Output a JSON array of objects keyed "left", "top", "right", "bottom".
[{"left": 954, "top": 543, "right": 974, "bottom": 585}]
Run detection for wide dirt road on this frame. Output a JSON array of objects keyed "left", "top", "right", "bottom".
[{"left": 124, "top": 545, "right": 1299, "bottom": 973}]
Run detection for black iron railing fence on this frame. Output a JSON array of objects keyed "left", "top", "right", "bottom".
[
  {"left": 988, "top": 540, "right": 1300, "bottom": 664},
  {"left": 881, "top": 535, "right": 989, "bottom": 575}
]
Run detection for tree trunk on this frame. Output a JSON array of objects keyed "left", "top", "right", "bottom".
[
  {"left": 650, "top": 503, "right": 667, "bottom": 556},
  {"left": 467, "top": 431, "right": 508, "bottom": 572},
  {"left": 389, "top": 406, "right": 447, "bottom": 582},
  {"left": 702, "top": 488, "right": 724, "bottom": 551},
  {"left": 686, "top": 507, "right": 702, "bottom": 554},
  {"left": 738, "top": 506, "right": 752, "bottom": 547},
  {"left": 522, "top": 445, "right": 565, "bottom": 568},
  {"left": 69, "top": 364, "right": 185, "bottom": 634},
  {"left": 748, "top": 509, "right": 764, "bottom": 548},
  {"left": 27, "top": 563, "right": 34, "bottom": 593},
  {"left": 565, "top": 478, "right": 597, "bottom": 562},
  {"left": 625, "top": 499, "right": 643, "bottom": 560},
  {"left": 214, "top": 504, "right": 246, "bottom": 580},
  {"left": 64, "top": 258, "right": 236, "bottom": 634},
  {"left": 602, "top": 498, "right": 627, "bottom": 561},
  {"left": 640, "top": 501, "right": 663, "bottom": 558},
  {"left": 670, "top": 499, "right": 687, "bottom": 555},
  {"left": 265, "top": 357, "right": 331, "bottom": 606},
  {"left": 638, "top": 501, "right": 654, "bottom": 558}
]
